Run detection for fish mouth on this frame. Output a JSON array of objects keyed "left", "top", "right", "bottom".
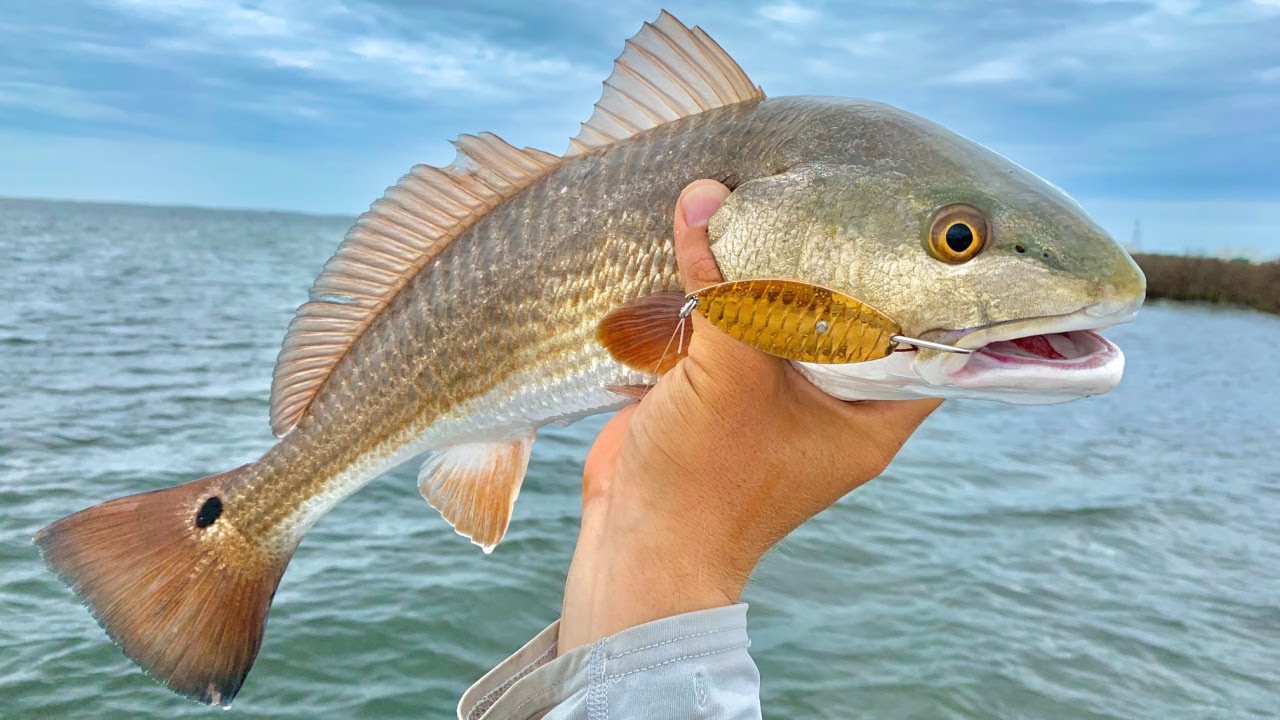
[
  {"left": 793, "top": 299, "right": 1141, "bottom": 405},
  {"left": 922, "top": 303, "right": 1138, "bottom": 400}
]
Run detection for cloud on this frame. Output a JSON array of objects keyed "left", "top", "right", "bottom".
[
  {"left": 95, "top": 0, "right": 595, "bottom": 103},
  {"left": 258, "top": 48, "right": 323, "bottom": 71},
  {"left": 946, "top": 57, "right": 1031, "bottom": 85},
  {"left": 757, "top": 2, "right": 819, "bottom": 24},
  {"left": 0, "top": 81, "right": 132, "bottom": 122},
  {"left": 107, "top": 0, "right": 295, "bottom": 37}
]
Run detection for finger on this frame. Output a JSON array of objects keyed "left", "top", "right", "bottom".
[
  {"left": 673, "top": 180, "right": 730, "bottom": 292},
  {"left": 861, "top": 397, "right": 943, "bottom": 425},
  {"left": 844, "top": 397, "right": 943, "bottom": 446},
  {"left": 670, "top": 180, "right": 781, "bottom": 384}
]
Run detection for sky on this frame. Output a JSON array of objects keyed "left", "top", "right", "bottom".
[{"left": 1, "top": 0, "right": 1278, "bottom": 257}]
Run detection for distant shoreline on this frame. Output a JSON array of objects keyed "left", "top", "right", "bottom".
[
  {"left": 0, "top": 194, "right": 352, "bottom": 221},
  {"left": 1133, "top": 254, "right": 1279, "bottom": 315}
]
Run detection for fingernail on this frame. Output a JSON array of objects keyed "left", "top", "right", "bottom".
[{"left": 681, "top": 184, "right": 725, "bottom": 228}]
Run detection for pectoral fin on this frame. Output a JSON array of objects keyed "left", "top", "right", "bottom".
[
  {"left": 418, "top": 434, "right": 534, "bottom": 553},
  {"left": 605, "top": 384, "right": 655, "bottom": 401},
  {"left": 597, "top": 292, "right": 692, "bottom": 375}
]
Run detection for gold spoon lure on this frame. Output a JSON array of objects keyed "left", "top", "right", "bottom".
[{"left": 684, "top": 279, "right": 971, "bottom": 364}]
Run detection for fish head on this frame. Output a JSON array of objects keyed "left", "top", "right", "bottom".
[{"left": 708, "top": 100, "right": 1146, "bottom": 404}]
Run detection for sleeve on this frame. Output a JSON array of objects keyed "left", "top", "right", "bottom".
[{"left": 458, "top": 603, "right": 760, "bottom": 720}]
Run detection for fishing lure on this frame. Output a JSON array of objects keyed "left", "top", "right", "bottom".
[
  {"left": 683, "top": 279, "right": 971, "bottom": 364},
  {"left": 599, "top": 278, "right": 970, "bottom": 386}
]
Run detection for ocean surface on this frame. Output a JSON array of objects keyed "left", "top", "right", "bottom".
[{"left": 1, "top": 197, "right": 1277, "bottom": 719}]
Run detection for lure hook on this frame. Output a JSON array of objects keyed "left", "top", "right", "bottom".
[{"left": 889, "top": 335, "right": 973, "bottom": 354}]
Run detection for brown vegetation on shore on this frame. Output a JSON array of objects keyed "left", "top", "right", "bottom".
[{"left": 1132, "top": 254, "right": 1279, "bottom": 315}]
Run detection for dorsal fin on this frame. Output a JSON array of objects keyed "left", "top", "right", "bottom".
[
  {"left": 269, "top": 134, "right": 560, "bottom": 436},
  {"left": 566, "top": 10, "right": 764, "bottom": 157}
]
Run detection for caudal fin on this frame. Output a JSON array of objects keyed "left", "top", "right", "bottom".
[{"left": 33, "top": 466, "right": 293, "bottom": 707}]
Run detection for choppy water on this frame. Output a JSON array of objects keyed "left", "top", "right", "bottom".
[{"left": 1, "top": 197, "right": 1277, "bottom": 719}]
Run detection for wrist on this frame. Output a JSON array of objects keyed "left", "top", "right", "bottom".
[
  {"left": 558, "top": 481, "right": 755, "bottom": 654},
  {"left": 603, "top": 472, "right": 758, "bottom": 601}
]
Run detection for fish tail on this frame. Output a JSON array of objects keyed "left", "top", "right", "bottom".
[{"left": 33, "top": 464, "right": 292, "bottom": 707}]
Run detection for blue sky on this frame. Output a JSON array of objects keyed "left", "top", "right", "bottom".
[{"left": 2, "top": 0, "right": 1278, "bottom": 256}]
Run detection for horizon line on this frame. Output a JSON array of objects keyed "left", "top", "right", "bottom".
[{"left": 0, "top": 193, "right": 355, "bottom": 220}]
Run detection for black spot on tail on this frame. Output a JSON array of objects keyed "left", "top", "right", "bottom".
[{"left": 195, "top": 497, "right": 223, "bottom": 528}]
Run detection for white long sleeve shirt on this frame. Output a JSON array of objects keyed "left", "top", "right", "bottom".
[{"left": 458, "top": 605, "right": 761, "bottom": 720}]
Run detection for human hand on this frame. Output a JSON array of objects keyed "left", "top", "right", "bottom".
[{"left": 558, "top": 180, "right": 942, "bottom": 653}]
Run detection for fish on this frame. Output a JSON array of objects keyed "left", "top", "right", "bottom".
[{"left": 33, "top": 10, "right": 1146, "bottom": 707}]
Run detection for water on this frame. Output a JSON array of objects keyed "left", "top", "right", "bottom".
[{"left": 1, "top": 197, "right": 1277, "bottom": 719}]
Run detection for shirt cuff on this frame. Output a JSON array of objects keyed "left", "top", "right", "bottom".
[{"left": 458, "top": 604, "right": 753, "bottom": 720}]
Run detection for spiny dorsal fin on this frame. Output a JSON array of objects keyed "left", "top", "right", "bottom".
[
  {"left": 418, "top": 434, "right": 535, "bottom": 553},
  {"left": 566, "top": 10, "right": 764, "bottom": 157},
  {"left": 269, "top": 134, "right": 560, "bottom": 437}
]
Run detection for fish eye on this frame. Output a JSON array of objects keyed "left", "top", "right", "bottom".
[{"left": 927, "top": 204, "right": 988, "bottom": 263}]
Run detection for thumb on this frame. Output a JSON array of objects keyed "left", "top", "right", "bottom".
[
  {"left": 673, "top": 180, "right": 731, "bottom": 291},
  {"left": 671, "top": 180, "right": 780, "bottom": 382}
]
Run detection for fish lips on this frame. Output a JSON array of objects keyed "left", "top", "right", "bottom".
[
  {"left": 913, "top": 302, "right": 1140, "bottom": 404},
  {"left": 793, "top": 300, "right": 1140, "bottom": 405}
]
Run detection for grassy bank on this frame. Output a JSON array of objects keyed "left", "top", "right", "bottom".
[{"left": 1132, "top": 254, "right": 1279, "bottom": 315}]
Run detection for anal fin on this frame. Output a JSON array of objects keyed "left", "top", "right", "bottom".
[{"left": 418, "top": 434, "right": 534, "bottom": 553}]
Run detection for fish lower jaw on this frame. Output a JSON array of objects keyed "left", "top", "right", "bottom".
[
  {"left": 939, "top": 330, "right": 1125, "bottom": 402},
  {"left": 794, "top": 306, "right": 1137, "bottom": 405},
  {"left": 919, "top": 306, "right": 1137, "bottom": 403}
]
